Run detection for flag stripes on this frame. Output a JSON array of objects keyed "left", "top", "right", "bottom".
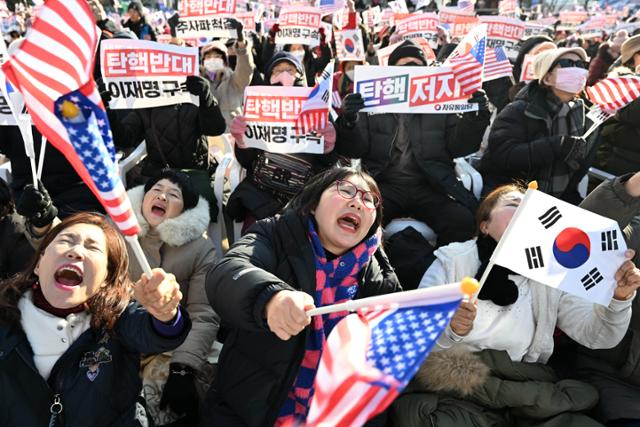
[
  {"left": 601, "top": 230, "right": 619, "bottom": 251},
  {"left": 581, "top": 267, "right": 603, "bottom": 291},
  {"left": 539, "top": 206, "right": 562, "bottom": 229},
  {"left": 2, "top": 0, "right": 140, "bottom": 235},
  {"left": 483, "top": 46, "right": 513, "bottom": 81},
  {"left": 586, "top": 76, "right": 640, "bottom": 113}
]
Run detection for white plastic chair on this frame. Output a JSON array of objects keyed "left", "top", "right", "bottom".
[{"left": 118, "top": 141, "right": 147, "bottom": 188}]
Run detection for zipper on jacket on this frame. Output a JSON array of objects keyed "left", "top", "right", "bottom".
[{"left": 48, "top": 394, "right": 63, "bottom": 427}]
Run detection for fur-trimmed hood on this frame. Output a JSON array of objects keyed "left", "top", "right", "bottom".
[
  {"left": 414, "top": 348, "right": 490, "bottom": 396},
  {"left": 127, "top": 185, "right": 210, "bottom": 247}
]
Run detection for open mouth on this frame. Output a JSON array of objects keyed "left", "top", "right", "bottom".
[
  {"left": 54, "top": 264, "right": 83, "bottom": 288},
  {"left": 337, "top": 213, "right": 361, "bottom": 233},
  {"left": 150, "top": 203, "right": 167, "bottom": 216}
]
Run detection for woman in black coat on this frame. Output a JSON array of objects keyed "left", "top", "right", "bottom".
[{"left": 204, "top": 166, "right": 401, "bottom": 426}]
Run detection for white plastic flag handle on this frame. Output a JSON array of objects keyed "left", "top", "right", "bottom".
[{"left": 582, "top": 105, "right": 613, "bottom": 139}]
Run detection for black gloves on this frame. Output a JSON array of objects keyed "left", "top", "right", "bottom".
[
  {"left": 168, "top": 13, "right": 180, "bottom": 38},
  {"left": 467, "top": 90, "right": 490, "bottom": 118},
  {"left": 160, "top": 363, "right": 199, "bottom": 423},
  {"left": 16, "top": 182, "right": 58, "bottom": 228},
  {"left": 186, "top": 75, "right": 215, "bottom": 107},
  {"left": 555, "top": 135, "right": 589, "bottom": 168},
  {"left": 342, "top": 93, "right": 365, "bottom": 125},
  {"left": 230, "top": 18, "right": 244, "bottom": 42}
]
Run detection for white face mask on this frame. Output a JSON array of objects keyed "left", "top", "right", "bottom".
[
  {"left": 345, "top": 69, "right": 354, "bottom": 81},
  {"left": 291, "top": 50, "right": 305, "bottom": 62},
  {"left": 554, "top": 67, "right": 588, "bottom": 94},
  {"left": 204, "top": 58, "right": 225, "bottom": 72}
]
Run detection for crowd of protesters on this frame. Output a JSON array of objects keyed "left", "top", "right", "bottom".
[{"left": 3, "top": 0, "right": 640, "bottom": 426}]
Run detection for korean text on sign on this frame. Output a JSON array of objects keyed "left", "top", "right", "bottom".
[
  {"left": 100, "top": 39, "right": 199, "bottom": 110},
  {"left": 277, "top": 6, "right": 321, "bottom": 47},
  {"left": 242, "top": 86, "right": 325, "bottom": 154},
  {"left": 178, "top": 0, "right": 236, "bottom": 17},
  {"left": 396, "top": 13, "right": 439, "bottom": 48},
  {"left": 353, "top": 65, "right": 478, "bottom": 114},
  {"left": 176, "top": 15, "right": 236, "bottom": 38}
]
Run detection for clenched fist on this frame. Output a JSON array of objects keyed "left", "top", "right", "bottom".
[{"left": 265, "top": 290, "right": 315, "bottom": 340}]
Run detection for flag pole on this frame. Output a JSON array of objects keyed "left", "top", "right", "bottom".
[
  {"left": 125, "top": 235, "right": 153, "bottom": 278},
  {"left": 306, "top": 279, "right": 479, "bottom": 317},
  {"left": 0, "top": 73, "right": 37, "bottom": 186},
  {"left": 36, "top": 136, "right": 47, "bottom": 180},
  {"left": 474, "top": 181, "right": 539, "bottom": 299}
]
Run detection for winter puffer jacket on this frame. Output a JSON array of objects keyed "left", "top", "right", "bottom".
[
  {"left": 335, "top": 110, "right": 489, "bottom": 212},
  {"left": 203, "top": 209, "right": 401, "bottom": 426}
]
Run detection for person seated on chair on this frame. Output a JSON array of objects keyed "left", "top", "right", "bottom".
[{"left": 334, "top": 39, "right": 491, "bottom": 247}]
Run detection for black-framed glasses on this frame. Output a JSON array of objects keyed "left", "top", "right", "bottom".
[
  {"left": 335, "top": 180, "right": 381, "bottom": 210},
  {"left": 554, "top": 58, "right": 589, "bottom": 69}
]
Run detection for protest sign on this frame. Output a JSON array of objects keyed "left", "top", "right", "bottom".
[
  {"left": 396, "top": 13, "right": 439, "bottom": 48},
  {"left": 439, "top": 6, "right": 475, "bottom": 24},
  {"left": 520, "top": 53, "right": 536, "bottom": 82},
  {"left": 176, "top": 0, "right": 237, "bottom": 38},
  {"left": 524, "top": 22, "right": 553, "bottom": 38},
  {"left": 559, "top": 11, "right": 588, "bottom": 26},
  {"left": 277, "top": 6, "right": 321, "bottom": 47},
  {"left": 335, "top": 29, "right": 365, "bottom": 61},
  {"left": 376, "top": 39, "right": 435, "bottom": 66},
  {"left": 236, "top": 11, "right": 257, "bottom": 37},
  {"left": 388, "top": 0, "right": 408, "bottom": 13},
  {"left": 353, "top": 65, "right": 478, "bottom": 114},
  {"left": 362, "top": 6, "right": 381, "bottom": 29},
  {"left": 479, "top": 16, "right": 525, "bottom": 60},
  {"left": 100, "top": 39, "right": 199, "bottom": 110},
  {"left": 242, "top": 86, "right": 325, "bottom": 154}
]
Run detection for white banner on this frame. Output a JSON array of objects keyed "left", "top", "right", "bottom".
[
  {"left": 277, "top": 7, "right": 321, "bottom": 47},
  {"left": 242, "top": 86, "right": 325, "bottom": 154},
  {"left": 479, "top": 16, "right": 525, "bottom": 60},
  {"left": 353, "top": 65, "right": 477, "bottom": 114},
  {"left": 175, "top": 15, "right": 236, "bottom": 38},
  {"left": 100, "top": 39, "right": 199, "bottom": 110}
]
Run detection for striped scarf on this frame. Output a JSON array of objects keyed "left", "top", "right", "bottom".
[{"left": 275, "top": 219, "right": 381, "bottom": 425}]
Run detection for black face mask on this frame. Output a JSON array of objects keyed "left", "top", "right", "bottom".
[{"left": 228, "top": 55, "right": 237, "bottom": 70}]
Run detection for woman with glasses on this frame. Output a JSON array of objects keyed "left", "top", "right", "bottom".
[
  {"left": 480, "top": 47, "right": 594, "bottom": 204},
  {"left": 203, "top": 166, "right": 400, "bottom": 426}
]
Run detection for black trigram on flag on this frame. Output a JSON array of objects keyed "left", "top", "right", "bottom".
[
  {"left": 581, "top": 267, "right": 604, "bottom": 291},
  {"left": 538, "top": 206, "right": 562, "bottom": 229},
  {"left": 601, "top": 230, "right": 619, "bottom": 251},
  {"left": 525, "top": 246, "right": 544, "bottom": 269}
]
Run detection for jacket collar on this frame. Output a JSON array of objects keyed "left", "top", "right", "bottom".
[{"left": 127, "top": 186, "right": 210, "bottom": 247}]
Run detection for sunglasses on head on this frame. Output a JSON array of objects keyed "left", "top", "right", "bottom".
[{"left": 554, "top": 58, "right": 589, "bottom": 69}]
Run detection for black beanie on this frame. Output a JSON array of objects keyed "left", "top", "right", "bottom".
[
  {"left": 144, "top": 169, "right": 199, "bottom": 212},
  {"left": 388, "top": 40, "right": 427, "bottom": 66}
]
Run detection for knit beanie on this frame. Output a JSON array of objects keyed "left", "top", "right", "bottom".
[
  {"left": 265, "top": 51, "right": 305, "bottom": 79},
  {"left": 388, "top": 39, "right": 427, "bottom": 66},
  {"left": 144, "top": 169, "right": 199, "bottom": 212}
]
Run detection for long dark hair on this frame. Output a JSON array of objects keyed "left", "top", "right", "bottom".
[
  {"left": 286, "top": 166, "right": 383, "bottom": 238},
  {"left": 0, "top": 212, "right": 133, "bottom": 330}
]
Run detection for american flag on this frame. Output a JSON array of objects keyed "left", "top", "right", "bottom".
[
  {"left": 332, "top": 90, "right": 342, "bottom": 109},
  {"left": 446, "top": 24, "right": 487, "bottom": 96},
  {"left": 295, "top": 61, "right": 334, "bottom": 135},
  {"left": 457, "top": 0, "right": 475, "bottom": 13},
  {"left": 483, "top": 46, "right": 513, "bottom": 82},
  {"left": 306, "top": 296, "right": 461, "bottom": 426},
  {"left": 586, "top": 76, "right": 640, "bottom": 114},
  {"left": 1, "top": 0, "right": 140, "bottom": 235}
]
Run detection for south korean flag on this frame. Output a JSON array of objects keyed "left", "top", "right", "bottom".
[{"left": 491, "top": 187, "right": 627, "bottom": 306}]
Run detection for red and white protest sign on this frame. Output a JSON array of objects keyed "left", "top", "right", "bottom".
[
  {"left": 439, "top": 6, "right": 475, "bottom": 24},
  {"left": 236, "top": 11, "right": 257, "bottom": 37},
  {"left": 524, "top": 22, "right": 552, "bottom": 38},
  {"left": 335, "top": 29, "right": 365, "bottom": 61},
  {"left": 353, "top": 65, "right": 477, "bottom": 114},
  {"left": 100, "top": 39, "right": 199, "bottom": 109},
  {"left": 396, "top": 13, "right": 439, "bottom": 49},
  {"left": 243, "top": 86, "right": 325, "bottom": 154},
  {"left": 559, "top": 11, "right": 588, "bottom": 26},
  {"left": 449, "top": 16, "right": 480, "bottom": 39},
  {"left": 376, "top": 39, "right": 435, "bottom": 66},
  {"left": 388, "top": 0, "right": 408, "bottom": 13},
  {"left": 178, "top": 0, "right": 236, "bottom": 17},
  {"left": 479, "top": 16, "right": 525, "bottom": 59},
  {"left": 277, "top": 6, "right": 321, "bottom": 47},
  {"left": 520, "top": 53, "right": 536, "bottom": 82},
  {"left": 498, "top": 0, "right": 517, "bottom": 16}
]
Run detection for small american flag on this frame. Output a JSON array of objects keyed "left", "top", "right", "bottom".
[
  {"left": 446, "top": 24, "right": 487, "bottom": 96},
  {"left": 2, "top": 0, "right": 140, "bottom": 235},
  {"left": 332, "top": 90, "right": 342, "bottom": 109},
  {"left": 295, "top": 61, "right": 334, "bottom": 135},
  {"left": 306, "top": 297, "right": 461, "bottom": 426},
  {"left": 586, "top": 76, "right": 640, "bottom": 114},
  {"left": 483, "top": 46, "right": 513, "bottom": 82},
  {"left": 457, "top": 0, "right": 475, "bottom": 13}
]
